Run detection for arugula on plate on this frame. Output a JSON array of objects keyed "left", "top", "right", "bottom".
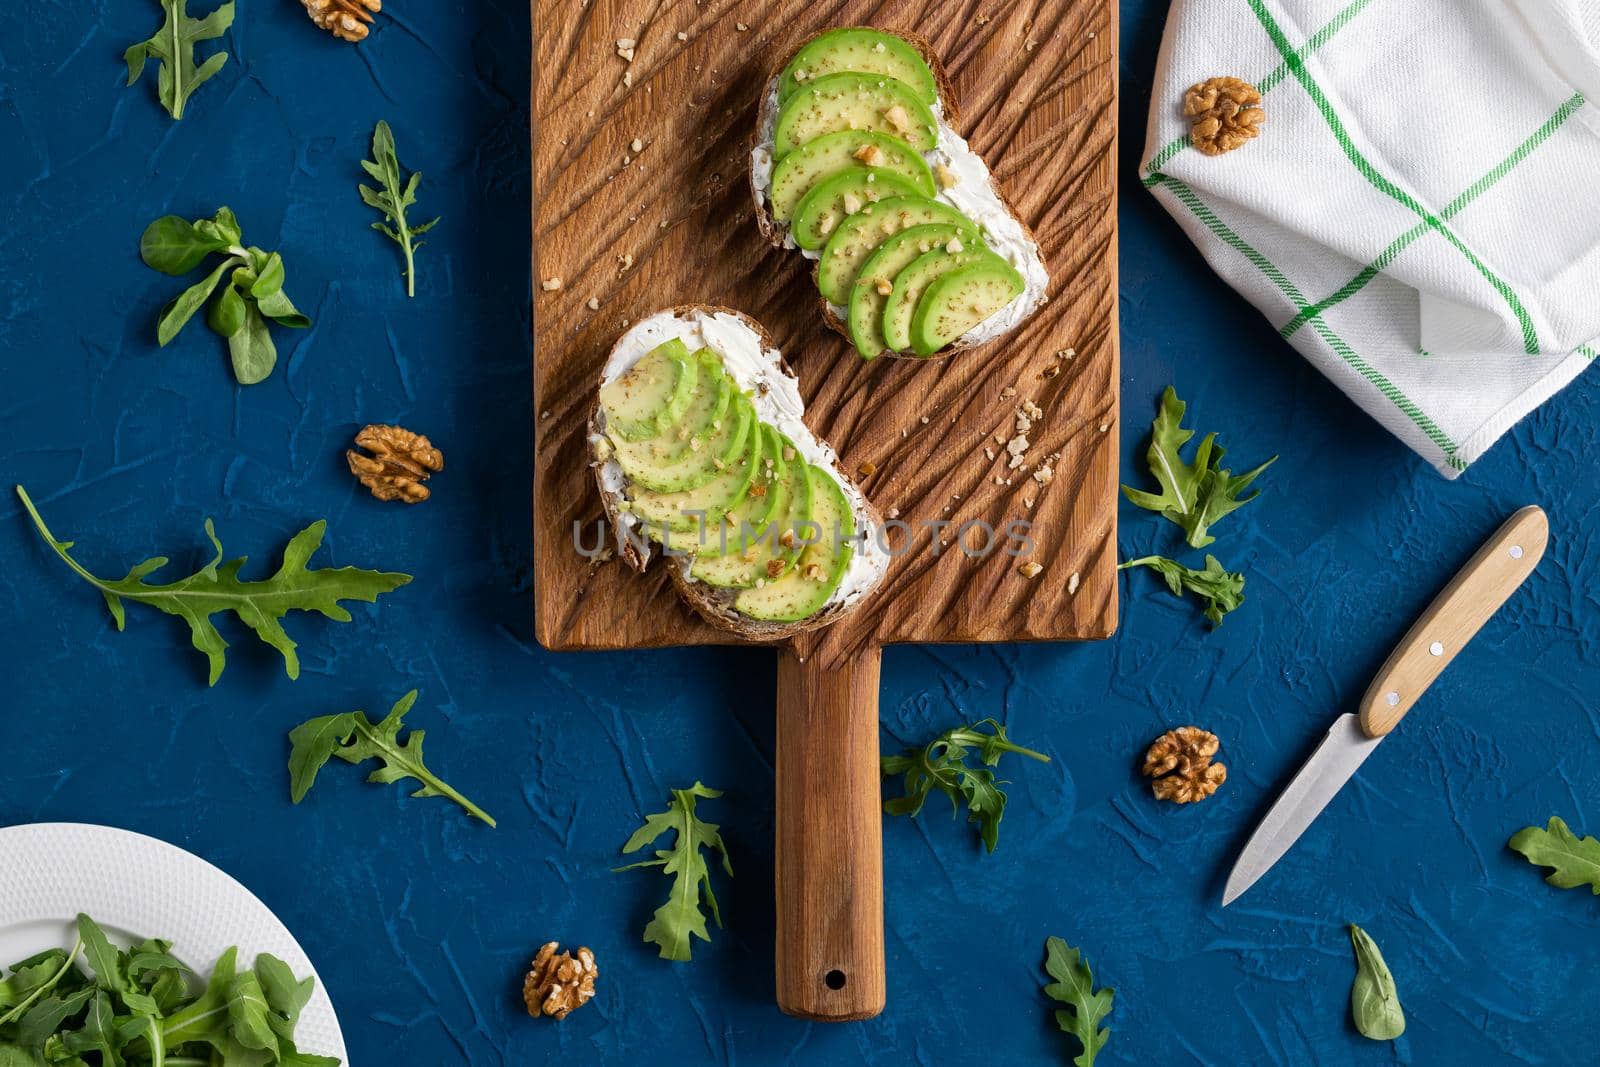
[
  {"left": 288, "top": 689, "right": 497, "bottom": 826},
  {"left": 124, "top": 0, "right": 235, "bottom": 120},
  {"left": 1509, "top": 816, "right": 1600, "bottom": 894},
  {"left": 1042, "top": 936, "right": 1113, "bottom": 1067},
  {"left": 0, "top": 914, "right": 338, "bottom": 1065},
  {"left": 1348, "top": 924, "right": 1405, "bottom": 1040},
  {"left": 140, "top": 208, "right": 312, "bottom": 385},
  {"left": 1122, "top": 385, "right": 1276, "bottom": 548},
  {"left": 1119, "top": 554, "right": 1246, "bottom": 626},
  {"left": 881, "top": 719, "right": 1050, "bottom": 853},
  {"left": 359, "top": 120, "right": 440, "bottom": 297},
  {"left": 615, "top": 783, "right": 732, "bottom": 962},
  {"left": 16, "top": 485, "right": 410, "bottom": 685}
]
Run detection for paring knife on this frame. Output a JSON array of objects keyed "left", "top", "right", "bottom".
[{"left": 1222, "top": 505, "right": 1549, "bottom": 907}]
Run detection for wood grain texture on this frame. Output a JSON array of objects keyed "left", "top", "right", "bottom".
[
  {"left": 1358, "top": 506, "right": 1547, "bottom": 738},
  {"left": 773, "top": 645, "right": 884, "bottom": 1019},
  {"left": 532, "top": 0, "right": 1119, "bottom": 658}
]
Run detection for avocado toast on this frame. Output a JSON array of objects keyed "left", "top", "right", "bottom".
[
  {"left": 750, "top": 27, "right": 1050, "bottom": 360},
  {"left": 588, "top": 306, "right": 889, "bottom": 639}
]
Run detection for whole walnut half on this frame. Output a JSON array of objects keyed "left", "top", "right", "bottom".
[
  {"left": 523, "top": 942, "right": 597, "bottom": 1021},
  {"left": 1184, "top": 76, "right": 1264, "bottom": 156},
  {"left": 347, "top": 424, "right": 443, "bottom": 503},
  {"left": 302, "top": 0, "right": 381, "bottom": 42},
  {"left": 1143, "top": 725, "right": 1227, "bottom": 803}
]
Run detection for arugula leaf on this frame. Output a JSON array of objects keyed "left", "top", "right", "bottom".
[
  {"left": 615, "top": 783, "right": 733, "bottom": 962},
  {"left": 1348, "top": 924, "right": 1405, "bottom": 1040},
  {"left": 1509, "top": 816, "right": 1600, "bottom": 894},
  {"left": 16, "top": 485, "right": 410, "bottom": 686},
  {"left": 287, "top": 690, "right": 496, "bottom": 826},
  {"left": 1043, "top": 936, "right": 1113, "bottom": 1067},
  {"left": 1122, "top": 386, "right": 1276, "bottom": 548},
  {"left": 881, "top": 719, "right": 1050, "bottom": 853},
  {"left": 140, "top": 209, "right": 310, "bottom": 386},
  {"left": 359, "top": 121, "right": 440, "bottom": 298},
  {"left": 124, "top": 0, "right": 235, "bottom": 120},
  {"left": 0, "top": 943, "right": 80, "bottom": 1029},
  {"left": 1119, "top": 554, "right": 1245, "bottom": 626}
]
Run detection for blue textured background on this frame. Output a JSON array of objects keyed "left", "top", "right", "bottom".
[{"left": 2, "top": 2, "right": 1596, "bottom": 1064}]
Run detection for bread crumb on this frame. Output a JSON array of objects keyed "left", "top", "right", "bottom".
[
  {"left": 540, "top": 277, "right": 562, "bottom": 291},
  {"left": 1000, "top": 385, "right": 1017, "bottom": 399},
  {"left": 1068, "top": 571, "right": 1081, "bottom": 595},
  {"left": 622, "top": 71, "right": 633, "bottom": 87},
  {"left": 1018, "top": 561, "right": 1043, "bottom": 578},
  {"left": 616, "top": 38, "right": 636, "bottom": 62},
  {"left": 618, "top": 253, "right": 634, "bottom": 272},
  {"left": 886, "top": 507, "right": 899, "bottom": 519},
  {"left": 736, "top": 21, "right": 749, "bottom": 31},
  {"left": 676, "top": 30, "right": 688, "bottom": 41},
  {"left": 631, "top": 138, "right": 644, "bottom": 153},
  {"left": 586, "top": 297, "right": 600, "bottom": 310},
  {"left": 985, "top": 447, "right": 995, "bottom": 461}
]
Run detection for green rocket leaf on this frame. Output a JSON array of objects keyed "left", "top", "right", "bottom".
[
  {"left": 1119, "top": 554, "right": 1246, "bottom": 626},
  {"left": 124, "top": 0, "right": 236, "bottom": 120},
  {"left": 16, "top": 485, "right": 410, "bottom": 686},
  {"left": 1122, "top": 386, "right": 1276, "bottom": 548},
  {"left": 1348, "top": 924, "right": 1405, "bottom": 1040},
  {"left": 287, "top": 691, "right": 496, "bottom": 827},
  {"left": 1509, "top": 816, "right": 1600, "bottom": 894},
  {"left": 359, "top": 120, "right": 440, "bottom": 297},
  {"left": 881, "top": 719, "right": 1050, "bottom": 853},
  {"left": 615, "top": 783, "right": 733, "bottom": 962},
  {"left": 1042, "top": 936, "right": 1113, "bottom": 1067}
]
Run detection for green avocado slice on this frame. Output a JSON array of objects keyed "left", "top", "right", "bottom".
[
  {"left": 772, "top": 72, "right": 938, "bottom": 159},
  {"left": 769, "top": 131, "right": 935, "bottom": 224},
  {"left": 629, "top": 402, "right": 764, "bottom": 537},
  {"left": 598, "top": 337, "right": 696, "bottom": 441},
  {"left": 881, "top": 247, "right": 988, "bottom": 352},
  {"left": 910, "top": 255, "right": 1027, "bottom": 356},
  {"left": 611, "top": 389, "right": 753, "bottom": 494},
  {"left": 816, "top": 196, "right": 979, "bottom": 306},
  {"left": 734, "top": 463, "right": 856, "bottom": 622},
  {"left": 777, "top": 28, "right": 938, "bottom": 106},
  {"left": 690, "top": 434, "right": 812, "bottom": 588},
  {"left": 791, "top": 167, "right": 925, "bottom": 250},
  {"left": 847, "top": 223, "right": 972, "bottom": 359}
]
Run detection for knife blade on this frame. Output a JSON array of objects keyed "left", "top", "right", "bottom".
[{"left": 1221, "top": 505, "right": 1550, "bottom": 907}]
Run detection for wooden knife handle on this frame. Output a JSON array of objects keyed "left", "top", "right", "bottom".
[
  {"left": 774, "top": 643, "right": 885, "bottom": 1021},
  {"left": 1358, "top": 505, "right": 1548, "bottom": 738}
]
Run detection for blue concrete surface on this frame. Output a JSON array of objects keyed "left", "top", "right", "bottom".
[{"left": 2, "top": 2, "right": 1596, "bottom": 1064}]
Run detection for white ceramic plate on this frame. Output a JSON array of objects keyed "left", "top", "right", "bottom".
[{"left": 0, "top": 822, "right": 346, "bottom": 1062}]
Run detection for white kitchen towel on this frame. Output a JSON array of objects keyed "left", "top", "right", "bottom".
[{"left": 1143, "top": 0, "right": 1600, "bottom": 476}]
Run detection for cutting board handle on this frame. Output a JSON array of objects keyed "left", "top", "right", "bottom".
[{"left": 774, "top": 643, "right": 885, "bottom": 1021}]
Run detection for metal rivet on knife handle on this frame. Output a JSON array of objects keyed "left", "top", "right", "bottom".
[{"left": 1357, "top": 505, "right": 1548, "bottom": 738}]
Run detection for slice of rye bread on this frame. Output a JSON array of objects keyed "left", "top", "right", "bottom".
[
  {"left": 587, "top": 304, "right": 888, "bottom": 641},
  {"left": 749, "top": 30, "right": 1047, "bottom": 357}
]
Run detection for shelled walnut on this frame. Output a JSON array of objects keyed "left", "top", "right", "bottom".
[
  {"left": 1183, "top": 76, "right": 1264, "bottom": 156},
  {"left": 523, "top": 942, "right": 597, "bottom": 1020},
  {"left": 346, "top": 424, "right": 443, "bottom": 503},
  {"left": 301, "top": 0, "right": 381, "bottom": 42},
  {"left": 1142, "top": 725, "right": 1227, "bottom": 803}
]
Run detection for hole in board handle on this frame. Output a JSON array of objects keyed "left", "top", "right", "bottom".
[{"left": 824, "top": 969, "right": 847, "bottom": 990}]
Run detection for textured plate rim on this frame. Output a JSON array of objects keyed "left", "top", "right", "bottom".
[{"left": 0, "top": 821, "right": 347, "bottom": 1061}]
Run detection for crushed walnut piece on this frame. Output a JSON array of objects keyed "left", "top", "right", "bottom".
[
  {"left": 1142, "top": 726, "right": 1227, "bottom": 803},
  {"left": 1018, "top": 560, "right": 1043, "bottom": 579},
  {"left": 883, "top": 104, "right": 911, "bottom": 133},
  {"left": 540, "top": 277, "right": 562, "bottom": 291},
  {"left": 301, "top": 0, "right": 380, "bottom": 42},
  {"left": 616, "top": 37, "right": 636, "bottom": 62},
  {"left": 853, "top": 143, "right": 884, "bottom": 167},
  {"left": 857, "top": 461, "right": 877, "bottom": 477},
  {"left": 1184, "top": 76, "right": 1264, "bottom": 156},
  {"left": 347, "top": 424, "right": 443, "bottom": 504},
  {"left": 934, "top": 163, "right": 958, "bottom": 190},
  {"left": 523, "top": 942, "right": 598, "bottom": 1020}
]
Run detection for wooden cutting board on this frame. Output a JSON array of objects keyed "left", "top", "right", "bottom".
[{"left": 532, "top": 0, "right": 1117, "bottom": 1021}]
